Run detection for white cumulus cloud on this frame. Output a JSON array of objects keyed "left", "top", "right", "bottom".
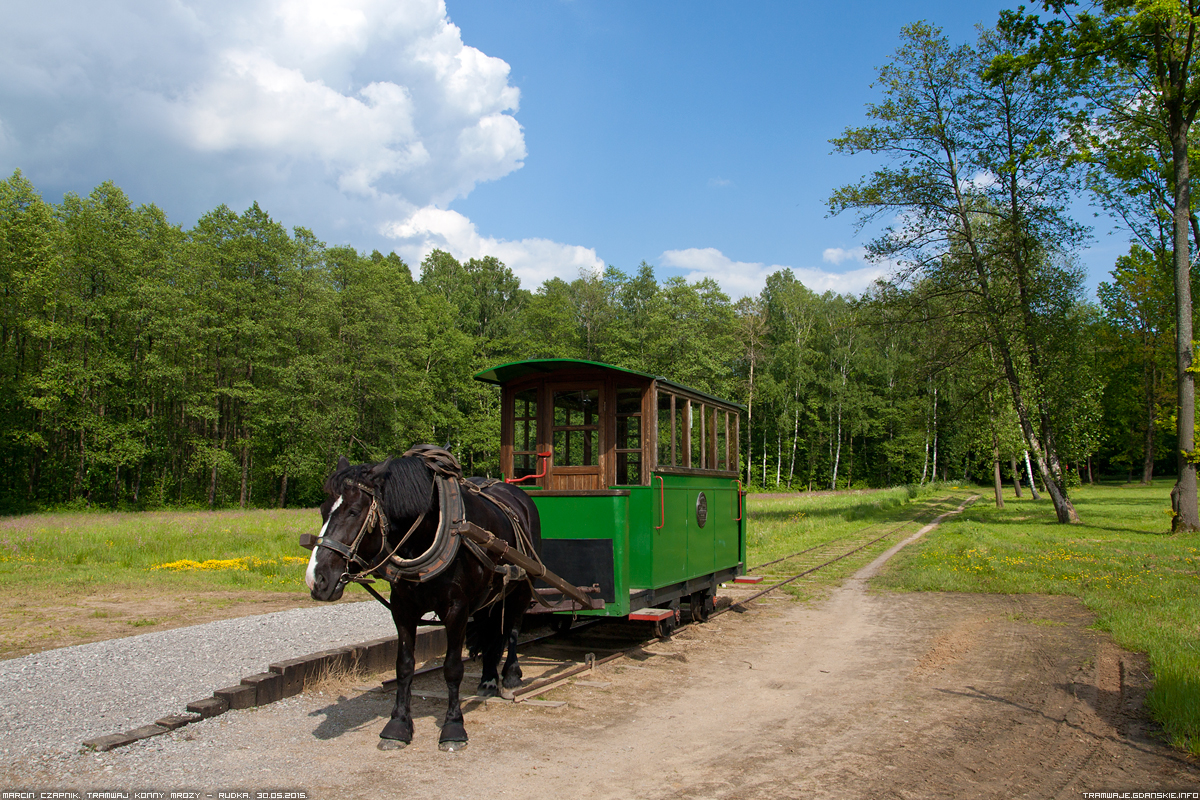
[
  {"left": 661, "top": 246, "right": 890, "bottom": 299},
  {"left": 385, "top": 207, "right": 604, "bottom": 288},
  {"left": 0, "top": 0, "right": 528, "bottom": 245}
]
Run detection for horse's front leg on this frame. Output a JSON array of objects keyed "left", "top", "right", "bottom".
[
  {"left": 379, "top": 605, "right": 419, "bottom": 750},
  {"left": 437, "top": 599, "right": 470, "bottom": 751}
]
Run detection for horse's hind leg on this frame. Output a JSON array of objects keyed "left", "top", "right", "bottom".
[
  {"left": 499, "top": 589, "right": 531, "bottom": 699},
  {"left": 379, "top": 609, "right": 418, "bottom": 750},
  {"left": 475, "top": 605, "right": 505, "bottom": 698}
]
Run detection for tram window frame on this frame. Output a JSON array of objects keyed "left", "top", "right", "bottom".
[
  {"left": 614, "top": 386, "right": 643, "bottom": 485},
  {"left": 651, "top": 385, "right": 741, "bottom": 475},
  {"left": 551, "top": 388, "right": 600, "bottom": 467},
  {"left": 716, "top": 410, "right": 728, "bottom": 472},
  {"left": 512, "top": 388, "right": 539, "bottom": 478},
  {"left": 657, "top": 392, "right": 674, "bottom": 467},
  {"left": 674, "top": 397, "right": 685, "bottom": 468}
]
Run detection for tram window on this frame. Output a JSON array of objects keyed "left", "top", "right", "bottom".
[
  {"left": 716, "top": 411, "right": 728, "bottom": 471},
  {"left": 657, "top": 393, "right": 674, "bottom": 466},
  {"left": 616, "top": 387, "right": 641, "bottom": 416},
  {"left": 689, "top": 401, "right": 701, "bottom": 469},
  {"left": 615, "top": 387, "right": 643, "bottom": 484},
  {"left": 616, "top": 413, "right": 641, "bottom": 449},
  {"left": 616, "top": 451, "right": 642, "bottom": 485},
  {"left": 552, "top": 389, "right": 599, "bottom": 466},
  {"left": 674, "top": 399, "right": 685, "bottom": 468},
  {"left": 513, "top": 388, "right": 539, "bottom": 478},
  {"left": 700, "top": 407, "right": 710, "bottom": 470}
]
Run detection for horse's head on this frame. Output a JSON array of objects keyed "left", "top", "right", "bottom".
[
  {"left": 306, "top": 456, "right": 390, "bottom": 602},
  {"left": 305, "top": 454, "right": 434, "bottom": 601}
]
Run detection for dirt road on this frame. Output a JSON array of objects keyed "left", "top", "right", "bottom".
[{"left": 17, "top": 540, "right": 1198, "bottom": 799}]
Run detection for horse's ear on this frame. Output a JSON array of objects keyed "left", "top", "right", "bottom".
[
  {"left": 370, "top": 457, "right": 393, "bottom": 483},
  {"left": 337, "top": 455, "right": 350, "bottom": 471}
]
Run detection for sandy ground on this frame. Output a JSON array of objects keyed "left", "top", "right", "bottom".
[{"left": 14, "top": 546, "right": 1198, "bottom": 799}]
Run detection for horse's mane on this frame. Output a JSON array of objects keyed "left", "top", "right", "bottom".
[{"left": 323, "top": 456, "right": 435, "bottom": 521}]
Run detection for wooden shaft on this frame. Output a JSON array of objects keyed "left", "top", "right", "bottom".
[{"left": 458, "top": 522, "right": 599, "bottom": 610}]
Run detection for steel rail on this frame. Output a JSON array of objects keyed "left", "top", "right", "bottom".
[
  {"left": 746, "top": 494, "right": 954, "bottom": 573},
  {"left": 720, "top": 494, "right": 975, "bottom": 614}
]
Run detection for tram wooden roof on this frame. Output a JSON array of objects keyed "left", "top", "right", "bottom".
[{"left": 473, "top": 358, "right": 746, "bottom": 411}]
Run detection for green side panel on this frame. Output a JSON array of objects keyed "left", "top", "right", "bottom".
[
  {"left": 627, "top": 486, "right": 655, "bottom": 588},
  {"left": 712, "top": 481, "right": 739, "bottom": 571},
  {"left": 631, "top": 474, "right": 744, "bottom": 591},
  {"left": 528, "top": 493, "right": 630, "bottom": 616}
]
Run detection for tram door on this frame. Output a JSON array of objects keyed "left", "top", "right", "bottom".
[{"left": 547, "top": 384, "right": 605, "bottom": 491}]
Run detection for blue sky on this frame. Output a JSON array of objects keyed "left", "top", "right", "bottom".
[{"left": 0, "top": 0, "right": 1123, "bottom": 298}]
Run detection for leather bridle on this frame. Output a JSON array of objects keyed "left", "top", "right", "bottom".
[{"left": 311, "top": 481, "right": 426, "bottom": 590}]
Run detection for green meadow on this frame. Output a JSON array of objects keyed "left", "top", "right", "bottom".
[{"left": 0, "top": 508, "right": 321, "bottom": 593}]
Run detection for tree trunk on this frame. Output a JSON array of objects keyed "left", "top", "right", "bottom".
[
  {"left": 1024, "top": 451, "right": 1041, "bottom": 500},
  {"left": 831, "top": 400, "right": 843, "bottom": 490},
  {"left": 787, "top": 408, "right": 799, "bottom": 488},
  {"left": 930, "top": 388, "right": 938, "bottom": 484},
  {"left": 762, "top": 430, "right": 767, "bottom": 486},
  {"left": 921, "top": 421, "right": 930, "bottom": 485},
  {"left": 1171, "top": 118, "right": 1199, "bottom": 530},
  {"left": 775, "top": 432, "right": 782, "bottom": 487},
  {"left": 993, "top": 432, "right": 1005, "bottom": 508},
  {"left": 278, "top": 471, "right": 288, "bottom": 508},
  {"left": 1011, "top": 455, "right": 1023, "bottom": 498}
]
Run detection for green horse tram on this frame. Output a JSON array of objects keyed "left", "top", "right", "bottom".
[{"left": 474, "top": 359, "right": 748, "bottom": 635}]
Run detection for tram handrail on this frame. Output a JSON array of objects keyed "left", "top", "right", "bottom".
[
  {"left": 654, "top": 475, "right": 665, "bottom": 530},
  {"left": 731, "top": 479, "right": 743, "bottom": 521},
  {"left": 505, "top": 450, "right": 553, "bottom": 484}
]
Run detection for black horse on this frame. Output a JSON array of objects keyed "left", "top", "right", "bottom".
[{"left": 305, "top": 451, "right": 539, "bottom": 751}]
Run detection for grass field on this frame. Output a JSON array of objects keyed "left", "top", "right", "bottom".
[
  {"left": 0, "top": 508, "right": 319, "bottom": 594},
  {"left": 873, "top": 478, "right": 1200, "bottom": 757},
  {"left": 744, "top": 484, "right": 973, "bottom": 600}
]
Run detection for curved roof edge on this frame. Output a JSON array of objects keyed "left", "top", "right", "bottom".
[{"left": 473, "top": 358, "right": 747, "bottom": 410}]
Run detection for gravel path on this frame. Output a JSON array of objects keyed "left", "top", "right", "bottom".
[{"left": 0, "top": 600, "right": 396, "bottom": 761}]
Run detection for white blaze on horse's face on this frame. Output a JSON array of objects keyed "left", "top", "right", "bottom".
[{"left": 306, "top": 494, "right": 343, "bottom": 591}]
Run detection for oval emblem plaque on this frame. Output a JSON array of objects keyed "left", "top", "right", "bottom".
[{"left": 696, "top": 492, "right": 708, "bottom": 528}]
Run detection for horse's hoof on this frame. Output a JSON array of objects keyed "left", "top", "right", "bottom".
[
  {"left": 476, "top": 679, "right": 499, "bottom": 698},
  {"left": 380, "top": 717, "right": 413, "bottom": 742},
  {"left": 438, "top": 739, "right": 468, "bottom": 752},
  {"left": 377, "top": 739, "right": 409, "bottom": 751},
  {"left": 438, "top": 720, "right": 468, "bottom": 746},
  {"left": 499, "top": 686, "right": 515, "bottom": 701}
]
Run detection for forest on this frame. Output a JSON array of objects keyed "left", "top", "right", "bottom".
[{"left": 0, "top": 8, "right": 1190, "bottom": 518}]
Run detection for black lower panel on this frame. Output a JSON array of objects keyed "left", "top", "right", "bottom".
[{"left": 538, "top": 538, "right": 616, "bottom": 603}]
